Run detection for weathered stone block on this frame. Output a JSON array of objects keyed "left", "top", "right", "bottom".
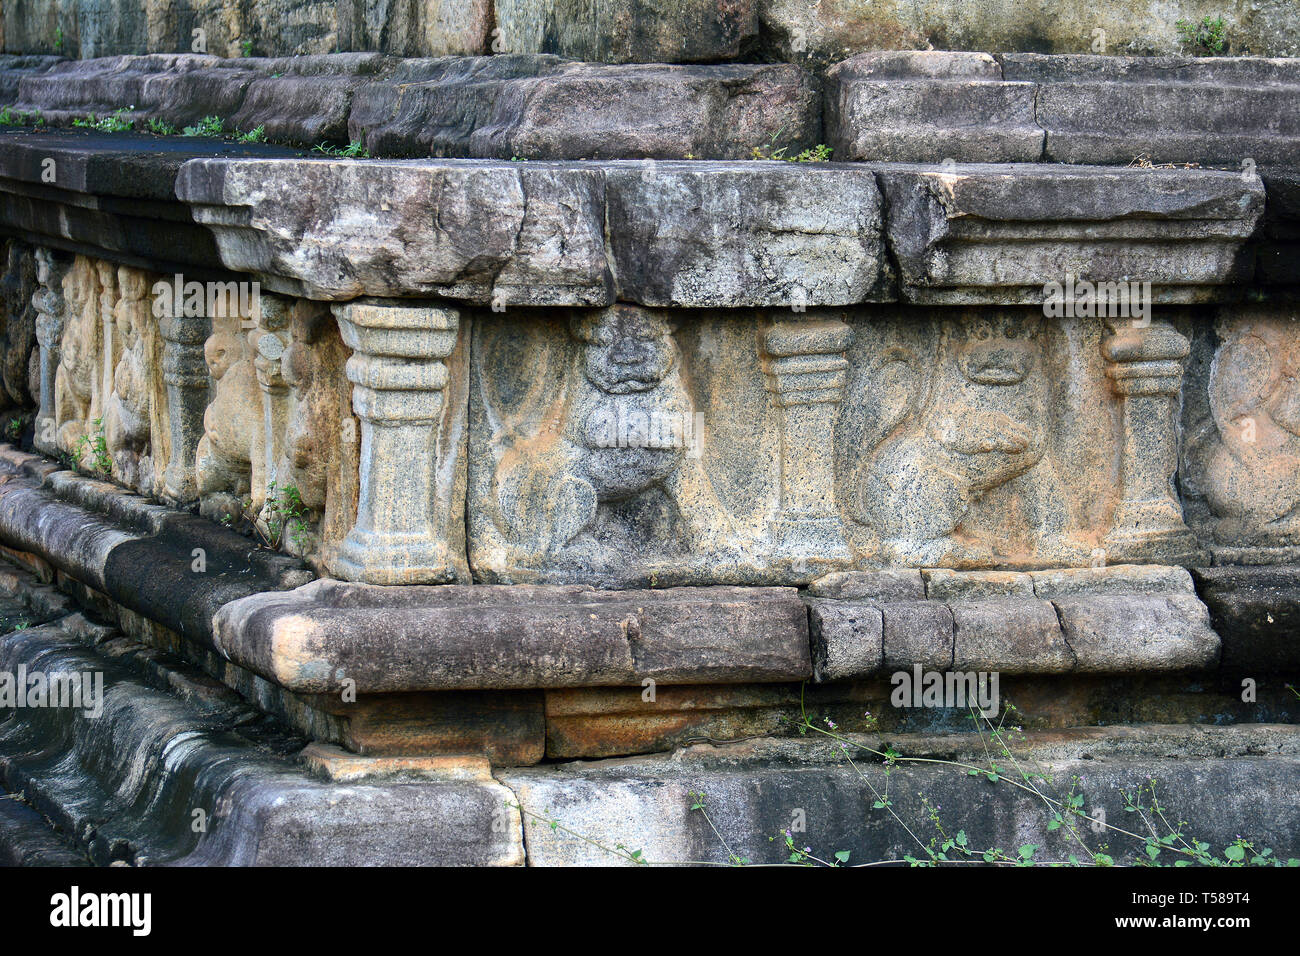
[
  {"left": 1054, "top": 593, "right": 1221, "bottom": 672},
  {"left": 881, "top": 600, "right": 954, "bottom": 671},
  {"left": 924, "top": 568, "right": 1034, "bottom": 600},
  {"left": 951, "top": 599, "right": 1073, "bottom": 672},
  {"left": 1191, "top": 565, "right": 1300, "bottom": 670},
  {"left": 605, "top": 161, "right": 890, "bottom": 307},
  {"left": 212, "top": 579, "right": 810, "bottom": 693},
  {"left": 1029, "top": 564, "right": 1196, "bottom": 597},
  {"left": 349, "top": 55, "right": 819, "bottom": 160},
  {"left": 178, "top": 158, "right": 612, "bottom": 304},
  {"left": 826, "top": 52, "right": 1043, "bottom": 163},
  {"left": 874, "top": 163, "right": 1264, "bottom": 304},
  {"left": 807, "top": 598, "right": 883, "bottom": 680},
  {"left": 807, "top": 569, "right": 924, "bottom": 601}
]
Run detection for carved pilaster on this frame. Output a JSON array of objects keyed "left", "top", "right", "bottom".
[
  {"left": 158, "top": 312, "right": 211, "bottom": 503},
  {"left": 332, "top": 299, "right": 461, "bottom": 584},
  {"left": 1101, "top": 318, "right": 1204, "bottom": 563},
  {"left": 762, "top": 317, "right": 853, "bottom": 566},
  {"left": 31, "top": 248, "right": 69, "bottom": 455}
]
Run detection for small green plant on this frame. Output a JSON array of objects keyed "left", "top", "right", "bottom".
[
  {"left": 751, "top": 124, "right": 832, "bottom": 162},
  {"left": 54, "top": 27, "right": 65, "bottom": 53},
  {"left": 182, "top": 115, "right": 225, "bottom": 138},
  {"left": 261, "top": 481, "right": 312, "bottom": 551},
  {"left": 1176, "top": 15, "right": 1227, "bottom": 54},
  {"left": 73, "top": 418, "right": 111, "bottom": 476},
  {"left": 12, "top": 621, "right": 29, "bottom": 632},
  {"left": 240, "top": 38, "right": 254, "bottom": 57},
  {"left": 73, "top": 107, "right": 135, "bottom": 132},
  {"left": 312, "top": 139, "right": 369, "bottom": 158},
  {"left": 0, "top": 106, "right": 44, "bottom": 127},
  {"left": 6, "top": 417, "right": 23, "bottom": 441},
  {"left": 147, "top": 117, "right": 178, "bottom": 135},
  {"left": 236, "top": 124, "right": 267, "bottom": 143}
]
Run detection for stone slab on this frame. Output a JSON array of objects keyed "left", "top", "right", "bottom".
[
  {"left": 1055, "top": 593, "right": 1221, "bottom": 673},
  {"left": 212, "top": 578, "right": 812, "bottom": 693},
  {"left": 1191, "top": 564, "right": 1300, "bottom": 670}
]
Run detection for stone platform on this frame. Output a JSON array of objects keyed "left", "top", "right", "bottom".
[{"left": 0, "top": 47, "right": 1296, "bottom": 866}]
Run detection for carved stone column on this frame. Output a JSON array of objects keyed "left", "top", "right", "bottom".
[
  {"left": 31, "top": 248, "right": 69, "bottom": 455},
  {"left": 158, "top": 311, "right": 211, "bottom": 504},
  {"left": 1101, "top": 318, "right": 1203, "bottom": 563},
  {"left": 253, "top": 294, "right": 294, "bottom": 493},
  {"left": 332, "top": 299, "right": 461, "bottom": 585},
  {"left": 762, "top": 317, "right": 853, "bottom": 566}
]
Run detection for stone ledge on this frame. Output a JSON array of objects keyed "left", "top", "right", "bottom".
[
  {"left": 0, "top": 128, "right": 298, "bottom": 275},
  {"left": 502, "top": 725, "right": 1300, "bottom": 865},
  {"left": 828, "top": 51, "right": 1300, "bottom": 169},
  {"left": 8, "top": 53, "right": 819, "bottom": 162},
  {"left": 0, "top": 444, "right": 309, "bottom": 648},
  {"left": 0, "top": 128, "right": 1271, "bottom": 307},
  {"left": 212, "top": 578, "right": 813, "bottom": 693},
  {"left": 807, "top": 566, "right": 1221, "bottom": 679},
  {"left": 0, "top": 614, "right": 524, "bottom": 865},
  {"left": 872, "top": 162, "right": 1263, "bottom": 304}
]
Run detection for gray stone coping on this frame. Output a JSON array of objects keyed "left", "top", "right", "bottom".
[
  {"left": 0, "top": 129, "right": 1278, "bottom": 307},
  {"left": 175, "top": 156, "right": 1263, "bottom": 306}
]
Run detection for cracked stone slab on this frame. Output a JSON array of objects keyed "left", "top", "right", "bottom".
[
  {"left": 212, "top": 579, "right": 812, "bottom": 693},
  {"left": 1054, "top": 593, "right": 1220, "bottom": 673},
  {"left": 176, "top": 156, "right": 894, "bottom": 307},
  {"left": 177, "top": 157, "right": 613, "bottom": 303}
]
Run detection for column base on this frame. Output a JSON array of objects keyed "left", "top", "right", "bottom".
[{"left": 335, "top": 528, "right": 461, "bottom": 585}]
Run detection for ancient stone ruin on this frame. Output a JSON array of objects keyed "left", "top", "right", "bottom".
[{"left": 0, "top": 1, "right": 1297, "bottom": 870}]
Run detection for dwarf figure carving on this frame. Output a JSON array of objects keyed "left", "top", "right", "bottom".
[
  {"left": 103, "top": 267, "right": 155, "bottom": 489},
  {"left": 194, "top": 324, "right": 264, "bottom": 509},
  {"left": 488, "top": 305, "right": 739, "bottom": 570},
  {"left": 278, "top": 304, "right": 358, "bottom": 568},
  {"left": 1186, "top": 313, "right": 1300, "bottom": 545},
  {"left": 53, "top": 258, "right": 102, "bottom": 454},
  {"left": 848, "top": 314, "right": 1068, "bottom": 564}
]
